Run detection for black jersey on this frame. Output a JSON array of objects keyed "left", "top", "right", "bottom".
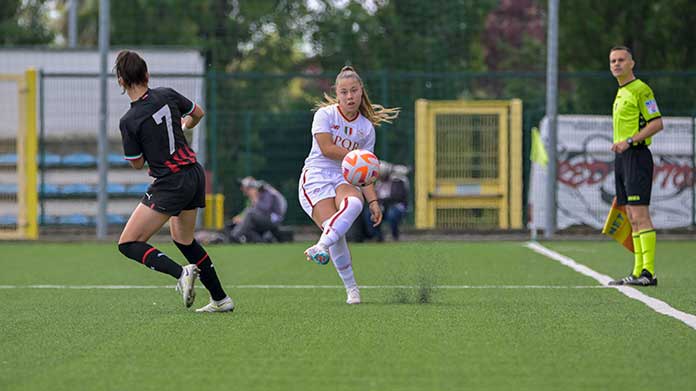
[{"left": 119, "top": 87, "right": 198, "bottom": 178}]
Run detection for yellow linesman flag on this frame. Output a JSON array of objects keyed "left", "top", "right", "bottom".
[
  {"left": 530, "top": 127, "right": 548, "bottom": 166},
  {"left": 601, "top": 197, "right": 634, "bottom": 253}
]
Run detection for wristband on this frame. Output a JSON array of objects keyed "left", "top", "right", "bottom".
[{"left": 367, "top": 199, "right": 378, "bottom": 205}]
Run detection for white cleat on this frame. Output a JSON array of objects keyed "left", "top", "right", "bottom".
[
  {"left": 304, "top": 244, "right": 331, "bottom": 265},
  {"left": 346, "top": 286, "right": 361, "bottom": 304},
  {"left": 195, "top": 296, "right": 235, "bottom": 313},
  {"left": 175, "top": 264, "right": 199, "bottom": 308}
]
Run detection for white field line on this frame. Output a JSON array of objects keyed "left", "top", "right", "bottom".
[
  {"left": 0, "top": 284, "right": 611, "bottom": 290},
  {"left": 526, "top": 241, "right": 696, "bottom": 331}
]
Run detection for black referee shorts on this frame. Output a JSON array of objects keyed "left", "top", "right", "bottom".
[
  {"left": 615, "top": 146, "right": 653, "bottom": 206},
  {"left": 141, "top": 163, "right": 206, "bottom": 216}
]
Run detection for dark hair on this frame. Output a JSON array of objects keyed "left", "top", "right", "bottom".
[
  {"left": 114, "top": 50, "right": 148, "bottom": 89},
  {"left": 610, "top": 45, "right": 633, "bottom": 57}
]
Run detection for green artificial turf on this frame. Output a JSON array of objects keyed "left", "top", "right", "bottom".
[{"left": 1, "top": 241, "right": 695, "bottom": 391}]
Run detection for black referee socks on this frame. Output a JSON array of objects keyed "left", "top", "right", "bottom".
[
  {"left": 118, "top": 241, "right": 183, "bottom": 279},
  {"left": 174, "top": 240, "right": 227, "bottom": 301}
]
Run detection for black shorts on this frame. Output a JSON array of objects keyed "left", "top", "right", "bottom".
[
  {"left": 615, "top": 146, "right": 653, "bottom": 206},
  {"left": 141, "top": 163, "right": 206, "bottom": 216}
]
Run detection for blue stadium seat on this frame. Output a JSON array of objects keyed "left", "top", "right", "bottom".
[
  {"left": 107, "top": 183, "right": 127, "bottom": 195},
  {"left": 38, "top": 153, "right": 61, "bottom": 167},
  {"left": 108, "top": 153, "right": 129, "bottom": 167},
  {"left": 61, "top": 152, "right": 96, "bottom": 167},
  {"left": 61, "top": 183, "right": 95, "bottom": 196},
  {"left": 41, "top": 215, "right": 60, "bottom": 225},
  {"left": 59, "top": 214, "right": 92, "bottom": 226},
  {"left": 0, "top": 154, "right": 17, "bottom": 165},
  {"left": 107, "top": 214, "right": 128, "bottom": 225},
  {"left": 0, "top": 183, "right": 17, "bottom": 195},
  {"left": 39, "top": 183, "right": 61, "bottom": 197},
  {"left": 127, "top": 183, "right": 149, "bottom": 195},
  {"left": 0, "top": 215, "right": 17, "bottom": 225}
]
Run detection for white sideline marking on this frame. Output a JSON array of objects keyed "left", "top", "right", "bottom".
[
  {"left": 526, "top": 241, "right": 696, "bottom": 331},
  {"left": 0, "top": 284, "right": 610, "bottom": 290}
]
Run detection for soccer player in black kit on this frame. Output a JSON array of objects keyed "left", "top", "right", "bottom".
[{"left": 115, "top": 50, "right": 233, "bottom": 312}]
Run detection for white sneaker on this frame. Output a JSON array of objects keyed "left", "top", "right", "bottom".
[
  {"left": 196, "top": 296, "right": 235, "bottom": 313},
  {"left": 346, "top": 286, "right": 361, "bottom": 304},
  {"left": 175, "top": 264, "right": 199, "bottom": 308},
  {"left": 304, "top": 244, "right": 330, "bottom": 265}
]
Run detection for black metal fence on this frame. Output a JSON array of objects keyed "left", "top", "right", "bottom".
[{"left": 36, "top": 70, "right": 696, "bottom": 227}]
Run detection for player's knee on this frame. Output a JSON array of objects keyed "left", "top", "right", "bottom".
[
  {"left": 627, "top": 207, "right": 650, "bottom": 229},
  {"left": 628, "top": 215, "right": 647, "bottom": 231}
]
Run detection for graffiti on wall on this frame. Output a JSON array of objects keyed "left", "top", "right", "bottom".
[{"left": 530, "top": 116, "right": 695, "bottom": 229}]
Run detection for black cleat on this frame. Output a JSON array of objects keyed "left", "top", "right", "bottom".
[
  {"left": 626, "top": 269, "right": 657, "bottom": 286},
  {"left": 609, "top": 274, "right": 638, "bottom": 286}
]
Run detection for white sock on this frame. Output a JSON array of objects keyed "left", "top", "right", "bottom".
[
  {"left": 329, "top": 236, "right": 356, "bottom": 289},
  {"left": 317, "top": 196, "right": 363, "bottom": 248}
]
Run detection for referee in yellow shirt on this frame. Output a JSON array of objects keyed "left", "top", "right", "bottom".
[{"left": 607, "top": 46, "right": 663, "bottom": 286}]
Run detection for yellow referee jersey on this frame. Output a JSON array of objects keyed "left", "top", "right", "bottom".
[{"left": 612, "top": 79, "right": 662, "bottom": 145}]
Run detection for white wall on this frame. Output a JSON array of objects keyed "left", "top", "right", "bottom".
[
  {"left": 0, "top": 48, "right": 204, "bottom": 74},
  {"left": 0, "top": 48, "right": 205, "bottom": 140}
]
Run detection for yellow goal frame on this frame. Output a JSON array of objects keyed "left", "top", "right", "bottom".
[
  {"left": 0, "top": 69, "right": 38, "bottom": 239},
  {"left": 414, "top": 99, "right": 523, "bottom": 230}
]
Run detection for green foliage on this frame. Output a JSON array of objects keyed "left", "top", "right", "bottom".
[
  {"left": 553, "top": 0, "right": 696, "bottom": 116},
  {"left": 71, "top": 0, "right": 310, "bottom": 70},
  {"left": 0, "top": 0, "right": 54, "bottom": 45},
  {"left": 21, "top": 1, "right": 696, "bottom": 223},
  {"left": 309, "top": 0, "right": 497, "bottom": 73},
  {"left": 558, "top": 0, "right": 696, "bottom": 71}
]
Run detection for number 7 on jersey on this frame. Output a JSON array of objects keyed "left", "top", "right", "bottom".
[{"left": 152, "top": 105, "right": 175, "bottom": 154}]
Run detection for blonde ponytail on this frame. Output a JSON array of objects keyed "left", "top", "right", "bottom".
[{"left": 316, "top": 66, "right": 400, "bottom": 126}]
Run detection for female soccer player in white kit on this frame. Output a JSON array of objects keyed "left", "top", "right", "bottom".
[{"left": 298, "top": 66, "right": 399, "bottom": 304}]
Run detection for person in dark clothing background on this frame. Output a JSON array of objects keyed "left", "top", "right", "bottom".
[
  {"left": 348, "top": 161, "right": 409, "bottom": 242},
  {"left": 228, "top": 176, "right": 287, "bottom": 243},
  {"left": 368, "top": 161, "right": 409, "bottom": 241}
]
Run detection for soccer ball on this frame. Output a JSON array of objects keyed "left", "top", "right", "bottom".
[{"left": 342, "top": 149, "right": 380, "bottom": 186}]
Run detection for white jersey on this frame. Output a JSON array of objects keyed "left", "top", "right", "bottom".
[{"left": 302, "top": 104, "right": 376, "bottom": 173}]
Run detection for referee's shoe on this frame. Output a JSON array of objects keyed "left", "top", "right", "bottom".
[
  {"left": 626, "top": 269, "right": 658, "bottom": 287},
  {"left": 608, "top": 274, "right": 638, "bottom": 286}
]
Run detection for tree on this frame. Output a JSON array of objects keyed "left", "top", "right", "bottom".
[
  {"left": 556, "top": 0, "right": 696, "bottom": 115},
  {"left": 559, "top": 0, "right": 696, "bottom": 72},
  {"left": 0, "top": 0, "right": 55, "bottom": 46},
  {"left": 54, "top": 0, "right": 309, "bottom": 71},
  {"left": 308, "top": 0, "right": 497, "bottom": 73},
  {"left": 483, "top": 0, "right": 545, "bottom": 71}
]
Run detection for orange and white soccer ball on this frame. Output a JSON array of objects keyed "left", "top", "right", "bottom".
[{"left": 342, "top": 149, "right": 380, "bottom": 186}]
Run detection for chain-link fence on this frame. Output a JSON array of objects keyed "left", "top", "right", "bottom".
[
  {"left": 17, "top": 67, "right": 696, "bottom": 229},
  {"left": 36, "top": 66, "right": 204, "bottom": 228},
  {"left": 208, "top": 70, "right": 696, "bottom": 226}
]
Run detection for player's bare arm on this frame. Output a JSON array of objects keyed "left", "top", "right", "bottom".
[
  {"left": 315, "top": 133, "right": 350, "bottom": 160},
  {"left": 361, "top": 184, "right": 382, "bottom": 226},
  {"left": 128, "top": 156, "right": 145, "bottom": 169},
  {"left": 182, "top": 104, "right": 205, "bottom": 130}
]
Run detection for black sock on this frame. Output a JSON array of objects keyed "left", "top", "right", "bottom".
[
  {"left": 118, "top": 241, "right": 183, "bottom": 279},
  {"left": 174, "top": 240, "right": 227, "bottom": 301}
]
